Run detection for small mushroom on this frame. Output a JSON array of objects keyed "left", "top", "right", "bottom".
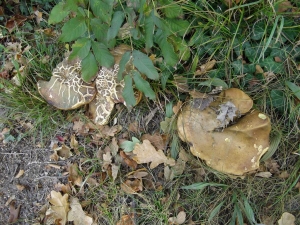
[
  {"left": 37, "top": 57, "right": 96, "bottom": 110},
  {"left": 177, "top": 88, "right": 271, "bottom": 175}
]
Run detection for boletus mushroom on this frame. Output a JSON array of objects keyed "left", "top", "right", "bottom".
[{"left": 177, "top": 88, "right": 271, "bottom": 175}]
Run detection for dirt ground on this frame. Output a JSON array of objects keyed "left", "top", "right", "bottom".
[{"left": 0, "top": 138, "right": 69, "bottom": 224}]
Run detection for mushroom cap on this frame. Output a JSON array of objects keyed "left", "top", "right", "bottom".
[
  {"left": 37, "top": 57, "right": 96, "bottom": 110},
  {"left": 177, "top": 88, "right": 271, "bottom": 175}
]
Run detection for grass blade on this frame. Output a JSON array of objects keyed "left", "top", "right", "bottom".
[
  {"left": 208, "top": 200, "right": 225, "bottom": 222},
  {"left": 181, "top": 182, "right": 227, "bottom": 190}
]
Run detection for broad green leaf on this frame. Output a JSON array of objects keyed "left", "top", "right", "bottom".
[
  {"left": 199, "top": 78, "right": 228, "bottom": 89},
  {"left": 48, "top": 2, "right": 69, "bottom": 25},
  {"left": 161, "top": 71, "right": 171, "bottom": 90},
  {"left": 90, "top": 0, "right": 113, "bottom": 24},
  {"left": 120, "top": 137, "right": 140, "bottom": 152},
  {"left": 160, "top": 0, "right": 183, "bottom": 18},
  {"left": 269, "top": 89, "right": 286, "bottom": 112},
  {"left": 117, "top": 51, "right": 131, "bottom": 81},
  {"left": 60, "top": 16, "right": 87, "bottom": 42},
  {"left": 144, "top": 10, "right": 155, "bottom": 51},
  {"left": 64, "top": 0, "right": 78, "bottom": 11},
  {"left": 163, "top": 18, "right": 190, "bottom": 36},
  {"left": 90, "top": 18, "right": 109, "bottom": 43},
  {"left": 69, "top": 38, "right": 91, "bottom": 60},
  {"left": 286, "top": 81, "right": 300, "bottom": 99},
  {"left": 154, "top": 29, "right": 178, "bottom": 66},
  {"left": 132, "top": 70, "right": 156, "bottom": 100},
  {"left": 107, "top": 11, "right": 125, "bottom": 41},
  {"left": 132, "top": 50, "right": 159, "bottom": 80},
  {"left": 251, "top": 21, "right": 265, "bottom": 40},
  {"left": 168, "top": 35, "right": 190, "bottom": 61},
  {"left": 181, "top": 182, "right": 228, "bottom": 190},
  {"left": 122, "top": 75, "right": 136, "bottom": 108},
  {"left": 165, "top": 101, "right": 173, "bottom": 118},
  {"left": 92, "top": 41, "right": 114, "bottom": 68},
  {"left": 81, "top": 52, "right": 98, "bottom": 83},
  {"left": 170, "top": 135, "right": 179, "bottom": 159},
  {"left": 208, "top": 201, "right": 225, "bottom": 222},
  {"left": 259, "top": 57, "right": 284, "bottom": 73}
]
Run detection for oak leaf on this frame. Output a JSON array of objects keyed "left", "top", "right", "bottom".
[
  {"left": 45, "top": 191, "right": 69, "bottom": 225},
  {"left": 67, "top": 197, "right": 93, "bottom": 225},
  {"left": 132, "top": 140, "right": 175, "bottom": 169}
]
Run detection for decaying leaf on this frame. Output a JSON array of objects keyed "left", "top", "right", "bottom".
[
  {"left": 132, "top": 140, "right": 175, "bottom": 169},
  {"left": 8, "top": 201, "right": 21, "bottom": 223},
  {"left": 52, "top": 144, "right": 73, "bottom": 159},
  {"left": 121, "top": 179, "right": 143, "bottom": 194},
  {"left": 15, "top": 169, "right": 24, "bottom": 178},
  {"left": 173, "top": 75, "right": 189, "bottom": 92},
  {"left": 68, "top": 163, "right": 82, "bottom": 187},
  {"left": 141, "top": 133, "right": 166, "bottom": 150},
  {"left": 45, "top": 191, "right": 69, "bottom": 225},
  {"left": 116, "top": 214, "right": 135, "bottom": 225},
  {"left": 70, "top": 134, "right": 79, "bottom": 154},
  {"left": 67, "top": 197, "right": 93, "bottom": 225},
  {"left": 194, "top": 59, "right": 216, "bottom": 76},
  {"left": 278, "top": 212, "right": 295, "bottom": 225},
  {"left": 120, "top": 151, "right": 137, "bottom": 169},
  {"left": 255, "top": 172, "right": 272, "bottom": 178},
  {"left": 168, "top": 211, "right": 186, "bottom": 225}
]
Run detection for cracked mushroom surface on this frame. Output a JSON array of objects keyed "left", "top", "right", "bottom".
[
  {"left": 177, "top": 88, "right": 271, "bottom": 176},
  {"left": 37, "top": 44, "right": 134, "bottom": 125},
  {"left": 37, "top": 57, "right": 96, "bottom": 110}
]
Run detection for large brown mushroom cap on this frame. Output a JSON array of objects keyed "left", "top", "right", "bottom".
[
  {"left": 37, "top": 57, "right": 96, "bottom": 110},
  {"left": 177, "top": 88, "right": 271, "bottom": 175}
]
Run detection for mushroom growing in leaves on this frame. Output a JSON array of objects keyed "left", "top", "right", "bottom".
[{"left": 177, "top": 88, "right": 271, "bottom": 176}]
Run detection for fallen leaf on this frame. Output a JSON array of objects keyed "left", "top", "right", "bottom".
[
  {"left": 67, "top": 197, "right": 93, "bottom": 225},
  {"left": 160, "top": 117, "right": 173, "bottom": 133},
  {"left": 45, "top": 191, "right": 69, "bottom": 225},
  {"left": 120, "top": 151, "right": 137, "bottom": 169},
  {"left": 34, "top": 10, "right": 43, "bottom": 24},
  {"left": 255, "top": 172, "right": 272, "bottom": 178},
  {"left": 68, "top": 163, "right": 82, "bottom": 187},
  {"left": 111, "top": 164, "right": 119, "bottom": 181},
  {"left": 168, "top": 211, "right": 186, "bottom": 224},
  {"left": 173, "top": 75, "right": 189, "bottom": 92},
  {"left": 116, "top": 214, "right": 135, "bottom": 225},
  {"left": 279, "top": 171, "right": 289, "bottom": 179},
  {"left": 121, "top": 179, "right": 143, "bottom": 194},
  {"left": 128, "top": 121, "right": 139, "bottom": 133},
  {"left": 70, "top": 134, "right": 79, "bottom": 155},
  {"left": 8, "top": 201, "right": 21, "bottom": 223},
  {"left": 142, "top": 133, "right": 166, "bottom": 150},
  {"left": 15, "top": 169, "right": 24, "bottom": 178},
  {"left": 194, "top": 59, "right": 216, "bottom": 76},
  {"left": 278, "top": 212, "right": 295, "bottom": 225},
  {"left": 172, "top": 101, "right": 183, "bottom": 115},
  {"left": 16, "top": 184, "right": 25, "bottom": 191},
  {"left": 53, "top": 144, "right": 73, "bottom": 159},
  {"left": 6, "top": 14, "right": 27, "bottom": 32}
]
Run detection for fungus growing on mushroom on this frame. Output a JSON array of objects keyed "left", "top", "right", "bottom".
[{"left": 177, "top": 88, "right": 271, "bottom": 175}]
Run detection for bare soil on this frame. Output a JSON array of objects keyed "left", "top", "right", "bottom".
[{"left": 0, "top": 139, "right": 68, "bottom": 224}]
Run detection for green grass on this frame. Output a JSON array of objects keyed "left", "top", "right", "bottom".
[{"left": 0, "top": 0, "right": 299, "bottom": 224}]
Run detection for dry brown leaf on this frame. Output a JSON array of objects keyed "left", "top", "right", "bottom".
[
  {"left": 120, "top": 151, "right": 137, "bottom": 169},
  {"left": 111, "top": 164, "right": 119, "bottom": 181},
  {"left": 255, "top": 172, "right": 272, "bottom": 178},
  {"left": 194, "top": 59, "right": 216, "bottom": 76},
  {"left": 173, "top": 75, "right": 189, "bottom": 92},
  {"left": 255, "top": 64, "right": 264, "bottom": 74},
  {"left": 70, "top": 134, "right": 79, "bottom": 155},
  {"left": 164, "top": 159, "right": 186, "bottom": 181},
  {"left": 68, "top": 163, "right": 82, "bottom": 187},
  {"left": 278, "top": 212, "right": 295, "bottom": 225},
  {"left": 73, "top": 120, "right": 89, "bottom": 134},
  {"left": 16, "top": 184, "right": 25, "bottom": 191},
  {"left": 45, "top": 191, "right": 69, "bottom": 225},
  {"left": 34, "top": 10, "right": 43, "bottom": 24},
  {"left": 55, "top": 183, "right": 71, "bottom": 194},
  {"left": 116, "top": 214, "right": 135, "bottom": 225},
  {"left": 121, "top": 179, "right": 143, "bottom": 194},
  {"left": 142, "top": 133, "right": 166, "bottom": 150},
  {"left": 279, "top": 171, "right": 289, "bottom": 179},
  {"left": 8, "top": 201, "right": 21, "bottom": 223},
  {"left": 132, "top": 140, "right": 175, "bottom": 169},
  {"left": 277, "top": 0, "right": 293, "bottom": 13},
  {"left": 53, "top": 144, "right": 73, "bottom": 159},
  {"left": 127, "top": 170, "right": 149, "bottom": 179},
  {"left": 173, "top": 101, "right": 183, "bottom": 115},
  {"left": 15, "top": 169, "right": 24, "bottom": 178},
  {"left": 67, "top": 197, "right": 93, "bottom": 225},
  {"left": 168, "top": 211, "right": 186, "bottom": 225},
  {"left": 128, "top": 121, "right": 139, "bottom": 133}
]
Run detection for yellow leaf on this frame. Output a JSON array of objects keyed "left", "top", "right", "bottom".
[
  {"left": 278, "top": 212, "right": 295, "bottom": 225},
  {"left": 132, "top": 140, "right": 175, "bottom": 169}
]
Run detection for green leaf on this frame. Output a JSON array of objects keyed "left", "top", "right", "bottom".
[
  {"left": 132, "top": 50, "right": 159, "bottom": 80},
  {"left": 286, "top": 81, "right": 300, "bottom": 99},
  {"left": 163, "top": 18, "right": 190, "bottom": 36},
  {"left": 90, "top": 0, "right": 113, "bottom": 24},
  {"left": 154, "top": 29, "right": 178, "bottom": 66},
  {"left": 199, "top": 78, "right": 228, "bottom": 89},
  {"left": 132, "top": 70, "right": 156, "bottom": 100},
  {"left": 269, "top": 90, "right": 286, "bottom": 112},
  {"left": 251, "top": 21, "right": 265, "bottom": 40},
  {"left": 92, "top": 41, "right": 114, "bottom": 68},
  {"left": 168, "top": 35, "right": 190, "bottom": 61},
  {"left": 48, "top": 2, "right": 70, "bottom": 25},
  {"left": 170, "top": 135, "right": 179, "bottom": 159},
  {"left": 117, "top": 51, "right": 131, "bottom": 81},
  {"left": 120, "top": 137, "right": 140, "bottom": 152},
  {"left": 69, "top": 38, "right": 91, "bottom": 60},
  {"left": 242, "top": 198, "right": 257, "bottom": 225},
  {"left": 122, "top": 75, "right": 136, "bottom": 108},
  {"left": 181, "top": 182, "right": 228, "bottom": 190},
  {"left": 64, "top": 0, "right": 78, "bottom": 11},
  {"left": 81, "top": 52, "right": 98, "bottom": 83},
  {"left": 160, "top": 0, "right": 183, "bottom": 18},
  {"left": 165, "top": 101, "right": 173, "bottom": 118},
  {"left": 161, "top": 71, "right": 171, "bottom": 90},
  {"left": 107, "top": 11, "right": 125, "bottom": 41},
  {"left": 259, "top": 57, "right": 284, "bottom": 73},
  {"left": 144, "top": 10, "right": 155, "bottom": 51},
  {"left": 208, "top": 201, "right": 225, "bottom": 222},
  {"left": 60, "top": 16, "right": 87, "bottom": 42},
  {"left": 90, "top": 18, "right": 109, "bottom": 42}
]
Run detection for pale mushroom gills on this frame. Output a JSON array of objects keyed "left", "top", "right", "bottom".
[{"left": 177, "top": 88, "right": 271, "bottom": 176}]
